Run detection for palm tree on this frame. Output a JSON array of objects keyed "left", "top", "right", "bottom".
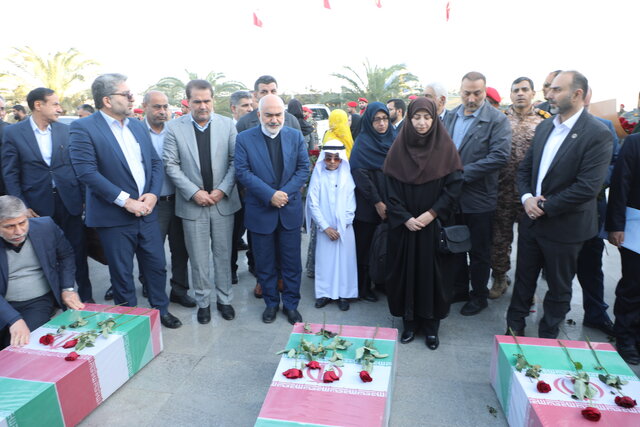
[
  {"left": 5, "top": 46, "right": 99, "bottom": 110},
  {"left": 146, "top": 70, "right": 247, "bottom": 114},
  {"left": 331, "top": 59, "right": 420, "bottom": 103}
]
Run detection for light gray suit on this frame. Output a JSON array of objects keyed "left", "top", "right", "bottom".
[{"left": 163, "top": 113, "right": 240, "bottom": 307}]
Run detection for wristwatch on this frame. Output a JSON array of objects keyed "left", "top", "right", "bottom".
[
  {"left": 62, "top": 287, "right": 75, "bottom": 293},
  {"left": 537, "top": 200, "right": 545, "bottom": 211}
]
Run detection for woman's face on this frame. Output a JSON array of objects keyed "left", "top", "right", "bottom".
[
  {"left": 372, "top": 111, "right": 389, "bottom": 134},
  {"left": 411, "top": 109, "right": 433, "bottom": 135}
]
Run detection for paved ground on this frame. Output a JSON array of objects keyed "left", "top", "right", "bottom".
[{"left": 78, "top": 234, "right": 638, "bottom": 427}]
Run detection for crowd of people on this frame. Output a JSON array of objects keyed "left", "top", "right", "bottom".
[{"left": 0, "top": 70, "right": 638, "bottom": 366}]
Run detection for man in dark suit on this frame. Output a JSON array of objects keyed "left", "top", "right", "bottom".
[
  {"left": 506, "top": 70, "right": 613, "bottom": 339},
  {"left": 443, "top": 72, "right": 511, "bottom": 316},
  {"left": 235, "top": 95, "right": 309, "bottom": 325},
  {"left": 2, "top": 87, "right": 93, "bottom": 303},
  {"left": 68, "top": 73, "right": 181, "bottom": 329},
  {"left": 0, "top": 196, "right": 84, "bottom": 348}
]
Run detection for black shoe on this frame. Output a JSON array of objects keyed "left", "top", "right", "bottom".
[
  {"left": 617, "top": 342, "right": 640, "bottom": 365},
  {"left": 361, "top": 290, "right": 378, "bottom": 302},
  {"left": 142, "top": 285, "right": 148, "bottom": 298},
  {"left": 104, "top": 287, "right": 114, "bottom": 301},
  {"left": 232, "top": 271, "right": 238, "bottom": 284},
  {"left": 460, "top": 298, "right": 488, "bottom": 316},
  {"left": 283, "top": 308, "right": 302, "bottom": 325},
  {"left": 400, "top": 330, "right": 415, "bottom": 344},
  {"left": 262, "top": 306, "right": 279, "bottom": 323},
  {"left": 238, "top": 239, "right": 249, "bottom": 251},
  {"left": 338, "top": 298, "right": 350, "bottom": 311},
  {"left": 160, "top": 312, "right": 182, "bottom": 329},
  {"left": 426, "top": 335, "right": 439, "bottom": 350},
  {"left": 216, "top": 302, "right": 235, "bottom": 321},
  {"left": 451, "top": 292, "right": 470, "bottom": 303},
  {"left": 197, "top": 306, "right": 211, "bottom": 324},
  {"left": 170, "top": 292, "right": 197, "bottom": 308},
  {"left": 583, "top": 320, "right": 615, "bottom": 337},
  {"left": 315, "top": 297, "right": 331, "bottom": 308}
]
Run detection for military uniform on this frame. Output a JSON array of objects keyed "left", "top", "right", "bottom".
[{"left": 489, "top": 105, "right": 548, "bottom": 298}]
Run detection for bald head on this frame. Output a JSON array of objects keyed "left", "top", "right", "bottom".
[
  {"left": 258, "top": 94, "right": 285, "bottom": 135},
  {"left": 143, "top": 90, "right": 169, "bottom": 129}
]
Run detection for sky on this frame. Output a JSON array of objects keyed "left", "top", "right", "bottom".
[{"left": 1, "top": 0, "right": 639, "bottom": 108}]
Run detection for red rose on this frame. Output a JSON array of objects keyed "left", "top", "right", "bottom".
[
  {"left": 65, "top": 352, "right": 79, "bottom": 361},
  {"left": 323, "top": 370, "right": 340, "bottom": 383},
  {"left": 581, "top": 407, "right": 601, "bottom": 422},
  {"left": 359, "top": 370, "right": 373, "bottom": 382},
  {"left": 536, "top": 380, "right": 551, "bottom": 393},
  {"left": 62, "top": 339, "right": 78, "bottom": 349},
  {"left": 39, "top": 334, "right": 55, "bottom": 345},
  {"left": 306, "top": 361, "right": 321, "bottom": 370},
  {"left": 615, "top": 396, "right": 637, "bottom": 408},
  {"left": 282, "top": 368, "right": 303, "bottom": 379}
]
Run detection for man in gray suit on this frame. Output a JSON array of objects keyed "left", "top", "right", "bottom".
[
  {"left": 443, "top": 71, "right": 511, "bottom": 317},
  {"left": 164, "top": 80, "right": 241, "bottom": 324}
]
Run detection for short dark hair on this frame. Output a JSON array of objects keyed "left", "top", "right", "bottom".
[
  {"left": 254, "top": 75, "right": 277, "bottom": 92},
  {"left": 461, "top": 71, "right": 486, "bottom": 84},
  {"left": 12, "top": 105, "right": 26, "bottom": 113},
  {"left": 185, "top": 79, "right": 213, "bottom": 100},
  {"left": 26, "top": 87, "right": 55, "bottom": 110},
  {"left": 230, "top": 90, "right": 252, "bottom": 107},
  {"left": 386, "top": 98, "right": 406, "bottom": 115},
  {"left": 564, "top": 71, "right": 589, "bottom": 100},
  {"left": 512, "top": 77, "right": 534, "bottom": 91},
  {"left": 78, "top": 103, "right": 95, "bottom": 113}
]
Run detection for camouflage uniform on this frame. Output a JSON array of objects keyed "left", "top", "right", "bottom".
[{"left": 490, "top": 106, "right": 549, "bottom": 288}]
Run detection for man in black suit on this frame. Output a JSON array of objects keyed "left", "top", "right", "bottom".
[{"left": 506, "top": 70, "right": 614, "bottom": 339}]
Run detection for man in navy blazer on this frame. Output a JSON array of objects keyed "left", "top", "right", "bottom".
[
  {"left": 69, "top": 73, "right": 181, "bottom": 329},
  {"left": 2, "top": 87, "right": 93, "bottom": 302},
  {"left": 235, "top": 95, "right": 309, "bottom": 324},
  {"left": 0, "top": 196, "right": 84, "bottom": 348}
]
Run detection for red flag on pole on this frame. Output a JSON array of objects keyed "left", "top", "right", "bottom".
[
  {"left": 446, "top": 2, "right": 451, "bottom": 21},
  {"left": 375, "top": 0, "right": 382, "bottom": 8},
  {"left": 324, "top": 0, "right": 331, "bottom": 9},
  {"left": 253, "top": 12, "right": 263, "bottom": 27}
]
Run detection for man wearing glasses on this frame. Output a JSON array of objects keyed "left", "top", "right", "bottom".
[{"left": 69, "top": 73, "right": 182, "bottom": 329}]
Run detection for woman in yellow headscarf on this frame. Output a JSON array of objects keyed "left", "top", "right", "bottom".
[{"left": 323, "top": 109, "right": 355, "bottom": 158}]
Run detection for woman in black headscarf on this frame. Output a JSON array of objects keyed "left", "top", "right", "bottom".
[
  {"left": 349, "top": 101, "right": 396, "bottom": 302},
  {"left": 383, "top": 97, "right": 463, "bottom": 350},
  {"left": 288, "top": 99, "right": 314, "bottom": 144}
]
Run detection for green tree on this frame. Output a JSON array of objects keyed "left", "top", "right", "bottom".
[
  {"left": 3, "top": 46, "right": 99, "bottom": 111},
  {"left": 146, "top": 70, "right": 247, "bottom": 116},
  {"left": 331, "top": 59, "right": 420, "bottom": 104}
]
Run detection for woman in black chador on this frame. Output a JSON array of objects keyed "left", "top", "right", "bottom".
[{"left": 383, "top": 97, "right": 463, "bottom": 350}]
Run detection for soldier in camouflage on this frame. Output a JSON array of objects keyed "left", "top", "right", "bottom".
[{"left": 490, "top": 77, "right": 550, "bottom": 299}]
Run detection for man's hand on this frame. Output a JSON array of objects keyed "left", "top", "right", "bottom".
[
  {"left": 61, "top": 290, "right": 85, "bottom": 310},
  {"left": 26, "top": 208, "right": 40, "bottom": 218},
  {"left": 375, "top": 202, "right": 387, "bottom": 220},
  {"left": 608, "top": 231, "right": 625, "bottom": 248},
  {"left": 124, "top": 198, "right": 151, "bottom": 217},
  {"left": 271, "top": 191, "right": 289, "bottom": 208},
  {"left": 193, "top": 190, "right": 214, "bottom": 207},
  {"left": 404, "top": 217, "right": 424, "bottom": 231},
  {"left": 9, "top": 319, "right": 30, "bottom": 347},
  {"left": 416, "top": 210, "right": 436, "bottom": 227},
  {"left": 209, "top": 189, "right": 225, "bottom": 204},
  {"left": 523, "top": 195, "right": 546, "bottom": 220},
  {"left": 139, "top": 193, "right": 158, "bottom": 212},
  {"left": 324, "top": 227, "right": 340, "bottom": 241}
]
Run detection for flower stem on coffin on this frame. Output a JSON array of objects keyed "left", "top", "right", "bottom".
[{"left": 508, "top": 327, "right": 541, "bottom": 380}]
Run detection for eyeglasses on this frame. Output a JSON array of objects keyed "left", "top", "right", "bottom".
[
  {"left": 372, "top": 117, "right": 389, "bottom": 123},
  {"left": 324, "top": 157, "right": 342, "bottom": 163},
  {"left": 110, "top": 92, "right": 134, "bottom": 100}
]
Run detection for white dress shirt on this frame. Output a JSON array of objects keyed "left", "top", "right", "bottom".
[
  {"left": 29, "top": 116, "right": 55, "bottom": 187},
  {"left": 521, "top": 107, "right": 584, "bottom": 203},
  {"left": 99, "top": 111, "right": 146, "bottom": 206}
]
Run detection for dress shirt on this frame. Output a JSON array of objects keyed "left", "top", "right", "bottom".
[
  {"left": 451, "top": 103, "right": 482, "bottom": 149},
  {"left": 521, "top": 107, "right": 584, "bottom": 203},
  {"left": 100, "top": 111, "right": 145, "bottom": 206},
  {"left": 393, "top": 118, "right": 404, "bottom": 129},
  {"left": 29, "top": 116, "right": 55, "bottom": 187},
  {"left": 190, "top": 114, "right": 212, "bottom": 132},
  {"left": 145, "top": 119, "right": 175, "bottom": 196}
]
